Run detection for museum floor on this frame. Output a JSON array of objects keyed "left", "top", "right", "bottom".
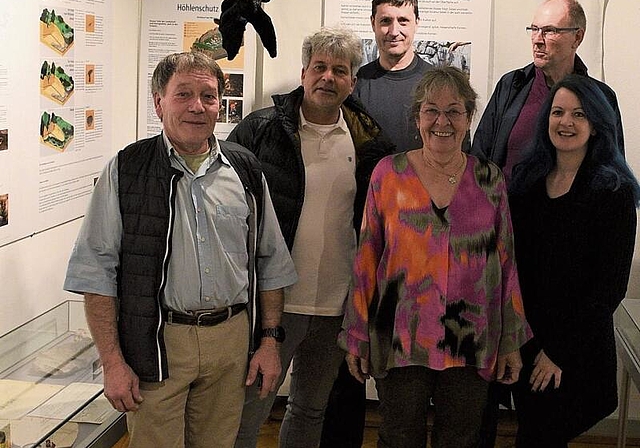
[{"left": 112, "top": 397, "right": 640, "bottom": 447}]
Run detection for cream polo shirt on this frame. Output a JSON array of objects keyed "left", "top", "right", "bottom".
[{"left": 284, "top": 109, "right": 357, "bottom": 316}]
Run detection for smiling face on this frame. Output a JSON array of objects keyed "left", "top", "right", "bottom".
[
  {"left": 371, "top": 2, "right": 418, "bottom": 68},
  {"left": 416, "top": 87, "right": 470, "bottom": 158},
  {"left": 153, "top": 70, "right": 220, "bottom": 155},
  {"left": 548, "top": 87, "right": 592, "bottom": 156},
  {"left": 301, "top": 52, "right": 356, "bottom": 124},
  {"left": 531, "top": 0, "right": 583, "bottom": 80}
]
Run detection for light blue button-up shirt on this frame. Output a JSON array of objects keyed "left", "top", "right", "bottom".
[{"left": 64, "top": 134, "right": 297, "bottom": 312}]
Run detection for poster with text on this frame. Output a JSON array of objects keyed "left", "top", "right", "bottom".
[
  {"left": 138, "top": 1, "right": 257, "bottom": 140},
  {"left": 1, "top": 1, "right": 112, "bottom": 245}
]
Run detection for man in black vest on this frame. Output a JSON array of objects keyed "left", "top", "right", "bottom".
[{"left": 64, "top": 51, "right": 297, "bottom": 448}]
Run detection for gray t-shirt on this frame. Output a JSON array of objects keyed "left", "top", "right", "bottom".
[{"left": 353, "top": 55, "right": 433, "bottom": 153}]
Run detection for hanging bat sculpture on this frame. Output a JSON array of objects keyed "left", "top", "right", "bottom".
[{"left": 215, "top": 0, "right": 277, "bottom": 60}]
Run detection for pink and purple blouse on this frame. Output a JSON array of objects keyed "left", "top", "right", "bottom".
[{"left": 338, "top": 153, "right": 531, "bottom": 380}]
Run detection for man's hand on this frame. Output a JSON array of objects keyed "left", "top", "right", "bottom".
[
  {"left": 530, "top": 349, "right": 562, "bottom": 392},
  {"left": 496, "top": 349, "right": 523, "bottom": 385},
  {"left": 84, "top": 293, "right": 143, "bottom": 412},
  {"left": 245, "top": 338, "right": 282, "bottom": 399},
  {"left": 345, "top": 353, "right": 370, "bottom": 384},
  {"left": 103, "top": 359, "right": 143, "bottom": 412}
]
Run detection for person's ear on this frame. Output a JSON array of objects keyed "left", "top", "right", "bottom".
[
  {"left": 573, "top": 28, "right": 585, "bottom": 49},
  {"left": 153, "top": 92, "right": 163, "bottom": 121}
]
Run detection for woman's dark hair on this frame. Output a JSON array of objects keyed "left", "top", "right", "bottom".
[{"left": 510, "top": 74, "right": 640, "bottom": 205}]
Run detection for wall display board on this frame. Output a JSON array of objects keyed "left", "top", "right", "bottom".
[
  {"left": 138, "top": 1, "right": 257, "bottom": 140},
  {"left": 0, "top": 1, "right": 113, "bottom": 246},
  {"left": 323, "top": 0, "right": 492, "bottom": 111}
]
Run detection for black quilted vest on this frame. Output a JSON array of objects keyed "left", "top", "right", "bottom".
[{"left": 117, "top": 135, "right": 263, "bottom": 382}]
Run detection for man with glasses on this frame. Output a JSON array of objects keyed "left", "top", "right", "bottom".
[
  {"left": 471, "top": 0, "right": 624, "bottom": 185},
  {"left": 470, "top": 1, "right": 624, "bottom": 447}
]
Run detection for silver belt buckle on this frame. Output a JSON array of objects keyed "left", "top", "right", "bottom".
[{"left": 196, "top": 310, "right": 214, "bottom": 326}]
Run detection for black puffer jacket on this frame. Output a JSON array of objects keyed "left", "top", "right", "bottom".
[{"left": 228, "top": 86, "right": 394, "bottom": 249}]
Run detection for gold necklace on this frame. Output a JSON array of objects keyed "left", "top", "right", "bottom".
[{"left": 422, "top": 151, "right": 466, "bottom": 185}]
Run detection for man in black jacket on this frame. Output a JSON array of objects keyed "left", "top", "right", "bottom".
[
  {"left": 471, "top": 0, "right": 624, "bottom": 182},
  {"left": 229, "top": 28, "right": 393, "bottom": 448},
  {"left": 64, "top": 52, "right": 296, "bottom": 448}
]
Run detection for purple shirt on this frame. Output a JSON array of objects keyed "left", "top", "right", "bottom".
[{"left": 504, "top": 67, "right": 550, "bottom": 184}]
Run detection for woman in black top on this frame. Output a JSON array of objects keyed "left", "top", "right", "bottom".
[{"left": 509, "top": 74, "right": 640, "bottom": 448}]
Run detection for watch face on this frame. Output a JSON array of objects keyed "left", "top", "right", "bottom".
[{"left": 262, "top": 326, "right": 285, "bottom": 342}]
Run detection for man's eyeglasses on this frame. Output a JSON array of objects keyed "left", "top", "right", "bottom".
[
  {"left": 526, "top": 25, "right": 580, "bottom": 39},
  {"left": 420, "top": 108, "right": 467, "bottom": 121}
]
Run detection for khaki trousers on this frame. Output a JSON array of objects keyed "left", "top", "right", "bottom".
[{"left": 127, "top": 310, "right": 249, "bottom": 448}]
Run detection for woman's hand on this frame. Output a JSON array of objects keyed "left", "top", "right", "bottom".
[
  {"left": 530, "top": 349, "right": 562, "bottom": 392},
  {"left": 345, "top": 353, "right": 370, "bottom": 384},
  {"left": 496, "top": 350, "right": 523, "bottom": 385}
]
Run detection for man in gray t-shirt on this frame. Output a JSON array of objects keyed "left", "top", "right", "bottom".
[
  {"left": 321, "top": 3, "right": 432, "bottom": 446},
  {"left": 352, "top": 0, "right": 433, "bottom": 153}
]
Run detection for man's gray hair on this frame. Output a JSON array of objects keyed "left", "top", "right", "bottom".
[
  {"left": 567, "top": 0, "right": 586, "bottom": 30},
  {"left": 151, "top": 51, "right": 226, "bottom": 99},
  {"left": 301, "top": 28, "right": 363, "bottom": 76},
  {"left": 544, "top": 0, "right": 586, "bottom": 30}
]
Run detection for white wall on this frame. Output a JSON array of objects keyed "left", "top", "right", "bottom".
[
  {"left": 605, "top": 1, "right": 640, "bottom": 296},
  {"left": 259, "top": 0, "right": 324, "bottom": 107}
]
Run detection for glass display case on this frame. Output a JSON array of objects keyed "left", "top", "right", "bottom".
[
  {"left": 614, "top": 298, "right": 640, "bottom": 448},
  {"left": 0, "top": 300, "right": 125, "bottom": 448}
]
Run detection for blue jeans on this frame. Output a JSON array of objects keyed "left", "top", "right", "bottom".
[
  {"left": 375, "top": 366, "right": 489, "bottom": 448},
  {"left": 234, "top": 312, "right": 345, "bottom": 448}
]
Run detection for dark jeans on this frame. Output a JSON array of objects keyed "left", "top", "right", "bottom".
[
  {"left": 477, "top": 382, "right": 512, "bottom": 448},
  {"left": 320, "top": 360, "right": 366, "bottom": 448},
  {"left": 375, "top": 366, "right": 488, "bottom": 448}
]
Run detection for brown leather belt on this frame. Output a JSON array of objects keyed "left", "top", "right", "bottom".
[{"left": 162, "top": 303, "right": 246, "bottom": 327}]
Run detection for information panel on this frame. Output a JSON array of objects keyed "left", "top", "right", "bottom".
[{"left": 1, "top": 0, "right": 113, "bottom": 245}]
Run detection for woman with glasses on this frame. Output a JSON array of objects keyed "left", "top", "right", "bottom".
[
  {"left": 338, "top": 66, "right": 531, "bottom": 448},
  {"left": 510, "top": 75, "right": 640, "bottom": 447}
]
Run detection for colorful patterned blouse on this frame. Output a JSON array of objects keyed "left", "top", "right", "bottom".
[{"left": 338, "top": 153, "right": 531, "bottom": 380}]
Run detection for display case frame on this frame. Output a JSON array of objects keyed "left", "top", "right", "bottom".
[
  {"left": 614, "top": 298, "right": 640, "bottom": 448},
  {"left": 0, "top": 300, "right": 125, "bottom": 448}
]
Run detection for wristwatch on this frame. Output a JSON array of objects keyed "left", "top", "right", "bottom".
[{"left": 261, "top": 326, "right": 286, "bottom": 343}]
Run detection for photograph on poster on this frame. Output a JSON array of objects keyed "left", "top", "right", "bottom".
[
  {"left": 85, "top": 64, "right": 95, "bottom": 85},
  {"left": 39, "top": 9, "right": 74, "bottom": 56},
  {"left": 224, "top": 73, "right": 243, "bottom": 97},
  {"left": 40, "top": 111, "right": 74, "bottom": 152},
  {"left": 85, "top": 110, "right": 95, "bottom": 131},
  {"left": 183, "top": 20, "right": 247, "bottom": 72},
  {"left": 85, "top": 14, "right": 95, "bottom": 33},
  {"left": 0, "top": 194, "right": 7, "bottom": 227},
  {"left": 190, "top": 25, "right": 228, "bottom": 60},
  {"left": 40, "top": 60, "right": 74, "bottom": 105},
  {"left": 228, "top": 100, "right": 242, "bottom": 123},
  {"left": 218, "top": 98, "right": 228, "bottom": 123},
  {"left": 0, "top": 129, "right": 7, "bottom": 151},
  {"left": 361, "top": 39, "right": 471, "bottom": 74}
]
